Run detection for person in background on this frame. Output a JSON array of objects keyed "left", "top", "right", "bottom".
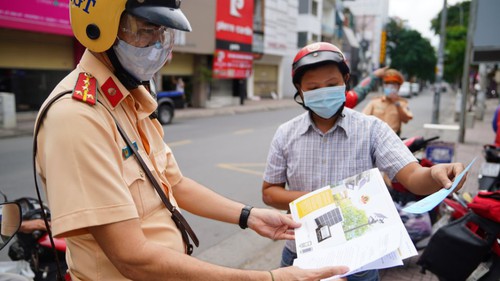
[
  {"left": 34, "top": 1, "right": 348, "bottom": 281},
  {"left": 261, "top": 42, "right": 466, "bottom": 281},
  {"left": 492, "top": 103, "right": 500, "bottom": 147},
  {"left": 362, "top": 69, "right": 413, "bottom": 136}
]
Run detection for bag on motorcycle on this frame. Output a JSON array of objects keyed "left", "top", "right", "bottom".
[
  {"left": 468, "top": 191, "right": 500, "bottom": 223},
  {"left": 417, "top": 212, "right": 500, "bottom": 280}
]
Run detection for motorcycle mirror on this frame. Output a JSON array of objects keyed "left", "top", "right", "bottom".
[{"left": 0, "top": 202, "right": 22, "bottom": 250}]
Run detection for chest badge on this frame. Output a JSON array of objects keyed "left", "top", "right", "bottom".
[
  {"left": 72, "top": 72, "right": 97, "bottom": 105},
  {"left": 122, "top": 141, "right": 139, "bottom": 159},
  {"left": 101, "top": 77, "right": 124, "bottom": 107}
]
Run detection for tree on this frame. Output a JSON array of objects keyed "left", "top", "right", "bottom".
[
  {"left": 385, "top": 18, "right": 437, "bottom": 82},
  {"left": 431, "top": 1, "right": 470, "bottom": 84}
]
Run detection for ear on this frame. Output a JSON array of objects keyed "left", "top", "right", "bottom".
[{"left": 343, "top": 73, "right": 350, "bottom": 83}]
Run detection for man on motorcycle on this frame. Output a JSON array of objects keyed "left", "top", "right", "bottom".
[
  {"left": 362, "top": 69, "right": 413, "bottom": 136},
  {"left": 34, "top": 1, "right": 348, "bottom": 281},
  {"left": 261, "top": 42, "right": 466, "bottom": 281}
]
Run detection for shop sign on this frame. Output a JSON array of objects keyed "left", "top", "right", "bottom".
[
  {"left": 213, "top": 0, "right": 254, "bottom": 78},
  {"left": 213, "top": 49, "right": 253, "bottom": 79},
  {"left": 0, "top": 0, "right": 72, "bottom": 36}
]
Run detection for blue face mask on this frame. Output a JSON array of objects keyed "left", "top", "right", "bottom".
[
  {"left": 303, "top": 85, "right": 346, "bottom": 119},
  {"left": 383, "top": 85, "right": 398, "bottom": 96}
]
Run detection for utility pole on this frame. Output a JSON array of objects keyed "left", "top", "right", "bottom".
[
  {"left": 459, "top": 0, "right": 477, "bottom": 143},
  {"left": 432, "top": 0, "right": 448, "bottom": 124}
]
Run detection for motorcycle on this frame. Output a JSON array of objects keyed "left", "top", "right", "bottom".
[
  {"left": 478, "top": 145, "right": 500, "bottom": 192},
  {"left": 0, "top": 192, "right": 67, "bottom": 281},
  {"left": 417, "top": 190, "right": 500, "bottom": 281},
  {"left": 389, "top": 136, "right": 441, "bottom": 248},
  {"left": 0, "top": 201, "right": 32, "bottom": 280}
]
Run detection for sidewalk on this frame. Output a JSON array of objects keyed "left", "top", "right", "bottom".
[{"left": 0, "top": 98, "right": 298, "bottom": 139}]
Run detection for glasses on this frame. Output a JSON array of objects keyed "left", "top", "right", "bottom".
[{"left": 119, "top": 14, "right": 175, "bottom": 49}]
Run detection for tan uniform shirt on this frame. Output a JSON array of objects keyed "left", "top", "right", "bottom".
[
  {"left": 362, "top": 95, "right": 413, "bottom": 134},
  {"left": 35, "top": 50, "right": 185, "bottom": 281}
]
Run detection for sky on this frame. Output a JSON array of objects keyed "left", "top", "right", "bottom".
[{"left": 388, "top": 0, "right": 464, "bottom": 48}]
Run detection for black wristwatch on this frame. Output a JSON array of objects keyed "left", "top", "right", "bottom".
[{"left": 239, "top": 205, "right": 253, "bottom": 229}]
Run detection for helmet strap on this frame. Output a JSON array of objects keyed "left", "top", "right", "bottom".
[
  {"left": 294, "top": 91, "right": 309, "bottom": 111},
  {"left": 105, "top": 48, "right": 140, "bottom": 90}
]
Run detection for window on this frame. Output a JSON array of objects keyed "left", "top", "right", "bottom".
[
  {"left": 299, "top": 0, "right": 309, "bottom": 14},
  {"left": 312, "top": 0, "right": 318, "bottom": 16},
  {"left": 298, "top": 32, "right": 308, "bottom": 48}
]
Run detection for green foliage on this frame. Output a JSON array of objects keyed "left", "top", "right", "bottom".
[
  {"left": 431, "top": 1, "right": 470, "bottom": 35},
  {"left": 431, "top": 1, "right": 470, "bottom": 83},
  {"left": 386, "top": 19, "right": 437, "bottom": 82},
  {"left": 444, "top": 26, "right": 467, "bottom": 83}
]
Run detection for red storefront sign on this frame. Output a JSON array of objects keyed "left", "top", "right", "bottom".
[
  {"left": 0, "top": 0, "right": 72, "bottom": 36},
  {"left": 213, "top": 0, "right": 254, "bottom": 79},
  {"left": 213, "top": 49, "right": 253, "bottom": 79}
]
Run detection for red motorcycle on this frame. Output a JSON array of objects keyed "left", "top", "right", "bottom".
[
  {"left": 7, "top": 197, "right": 67, "bottom": 281},
  {"left": 418, "top": 190, "right": 500, "bottom": 281},
  {"left": 389, "top": 136, "right": 441, "bottom": 248}
]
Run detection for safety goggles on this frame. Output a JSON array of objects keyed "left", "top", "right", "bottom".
[{"left": 119, "top": 14, "right": 175, "bottom": 49}]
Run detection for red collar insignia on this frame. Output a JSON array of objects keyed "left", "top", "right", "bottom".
[
  {"left": 72, "top": 72, "right": 97, "bottom": 106},
  {"left": 101, "top": 77, "right": 124, "bottom": 108}
]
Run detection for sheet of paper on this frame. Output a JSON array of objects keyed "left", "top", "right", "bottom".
[
  {"left": 290, "top": 168, "right": 417, "bottom": 275},
  {"left": 403, "top": 158, "right": 476, "bottom": 214},
  {"left": 320, "top": 251, "right": 404, "bottom": 280}
]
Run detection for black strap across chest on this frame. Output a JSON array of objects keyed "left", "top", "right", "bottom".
[{"left": 33, "top": 91, "right": 199, "bottom": 256}]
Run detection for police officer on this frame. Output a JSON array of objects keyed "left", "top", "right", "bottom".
[
  {"left": 362, "top": 69, "right": 413, "bottom": 136},
  {"left": 35, "top": 1, "right": 349, "bottom": 280}
]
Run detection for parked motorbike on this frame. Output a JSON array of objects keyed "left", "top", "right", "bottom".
[
  {"left": 0, "top": 201, "right": 32, "bottom": 280},
  {"left": 2, "top": 195, "right": 67, "bottom": 281},
  {"left": 478, "top": 145, "right": 500, "bottom": 192},
  {"left": 389, "top": 136, "right": 441, "bottom": 248},
  {"left": 417, "top": 190, "right": 500, "bottom": 281}
]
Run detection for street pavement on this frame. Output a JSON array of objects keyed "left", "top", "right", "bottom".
[{"left": 0, "top": 89, "right": 497, "bottom": 280}]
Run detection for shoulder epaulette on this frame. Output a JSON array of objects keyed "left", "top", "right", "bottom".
[{"left": 72, "top": 72, "right": 97, "bottom": 106}]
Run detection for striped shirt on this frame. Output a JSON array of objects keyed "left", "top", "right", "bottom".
[{"left": 263, "top": 108, "right": 417, "bottom": 252}]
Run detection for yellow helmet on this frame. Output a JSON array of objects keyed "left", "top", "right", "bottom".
[{"left": 70, "top": 0, "right": 192, "bottom": 53}]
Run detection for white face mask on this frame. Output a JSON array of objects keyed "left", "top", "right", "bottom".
[{"left": 113, "top": 39, "right": 170, "bottom": 82}]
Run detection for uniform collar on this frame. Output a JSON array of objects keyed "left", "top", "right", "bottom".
[{"left": 78, "top": 50, "right": 157, "bottom": 119}]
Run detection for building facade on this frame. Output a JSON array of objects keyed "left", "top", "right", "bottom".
[{"left": 0, "top": 0, "right": 363, "bottom": 111}]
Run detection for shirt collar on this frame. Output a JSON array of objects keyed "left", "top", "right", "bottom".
[
  {"left": 78, "top": 50, "right": 157, "bottom": 119},
  {"left": 297, "top": 110, "right": 350, "bottom": 137}
]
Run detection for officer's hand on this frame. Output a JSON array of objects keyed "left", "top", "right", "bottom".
[
  {"left": 430, "top": 162, "right": 466, "bottom": 190},
  {"left": 247, "top": 208, "right": 300, "bottom": 240},
  {"left": 373, "top": 66, "right": 389, "bottom": 78},
  {"left": 271, "top": 265, "right": 349, "bottom": 281}
]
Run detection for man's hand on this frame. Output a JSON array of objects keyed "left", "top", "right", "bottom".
[
  {"left": 430, "top": 163, "right": 466, "bottom": 190},
  {"left": 19, "top": 219, "right": 47, "bottom": 234},
  {"left": 272, "top": 265, "right": 349, "bottom": 281},
  {"left": 247, "top": 208, "right": 300, "bottom": 240},
  {"left": 372, "top": 66, "right": 389, "bottom": 79}
]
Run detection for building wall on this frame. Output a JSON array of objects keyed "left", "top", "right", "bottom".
[
  {"left": 260, "top": 0, "right": 299, "bottom": 99},
  {"left": 174, "top": 0, "right": 216, "bottom": 55},
  {"left": 0, "top": 28, "right": 73, "bottom": 70},
  {"left": 344, "top": 0, "right": 389, "bottom": 70}
]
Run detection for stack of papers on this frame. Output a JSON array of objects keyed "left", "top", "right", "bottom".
[{"left": 289, "top": 168, "right": 418, "bottom": 279}]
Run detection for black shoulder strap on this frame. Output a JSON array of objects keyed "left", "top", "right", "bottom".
[
  {"left": 33, "top": 91, "right": 199, "bottom": 257},
  {"left": 32, "top": 90, "right": 72, "bottom": 281},
  {"left": 107, "top": 107, "right": 199, "bottom": 254}
]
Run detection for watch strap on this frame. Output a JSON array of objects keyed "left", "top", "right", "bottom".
[{"left": 239, "top": 205, "right": 253, "bottom": 229}]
